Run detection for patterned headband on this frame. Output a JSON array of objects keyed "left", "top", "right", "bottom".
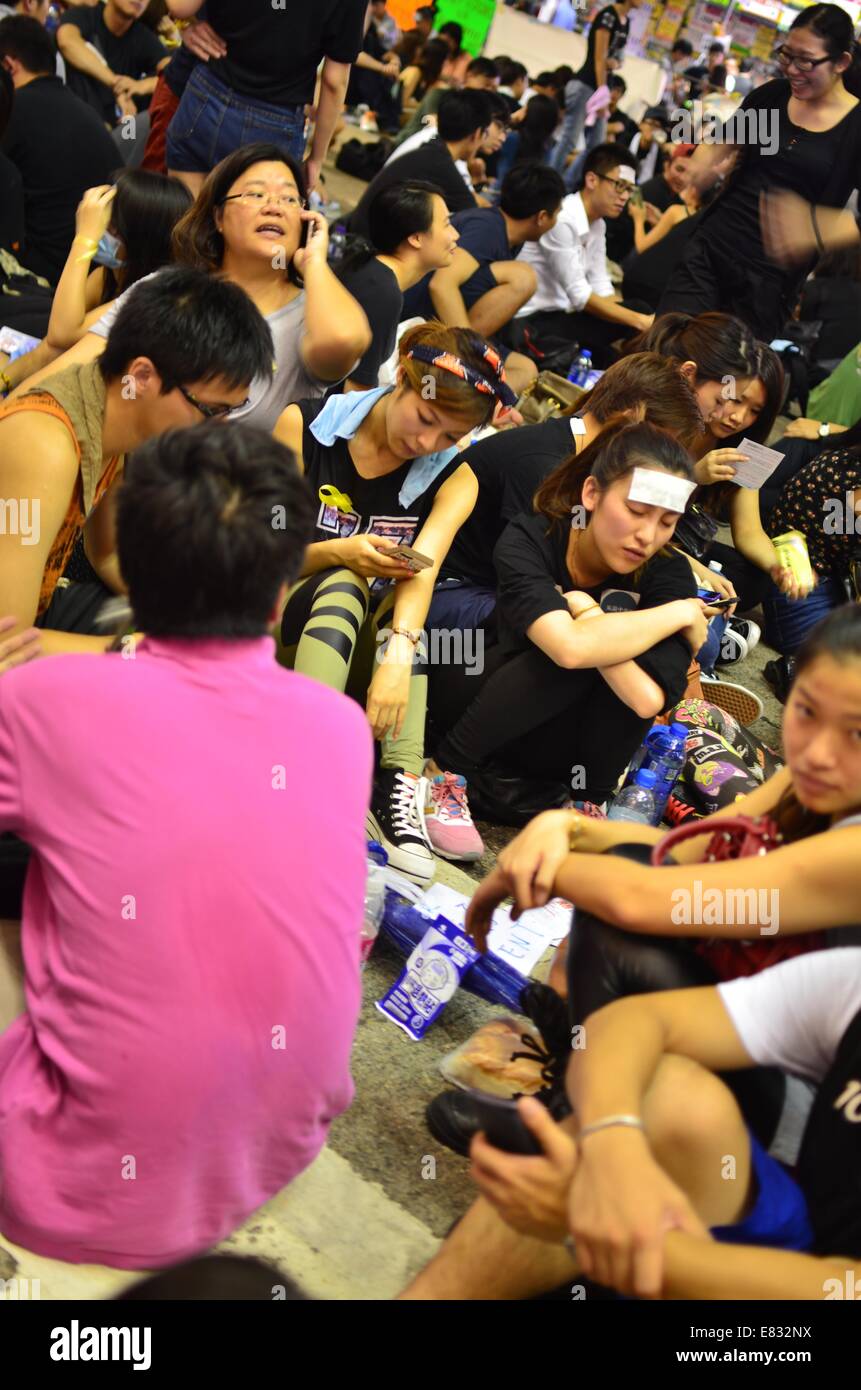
[{"left": 405, "top": 342, "right": 518, "bottom": 409}]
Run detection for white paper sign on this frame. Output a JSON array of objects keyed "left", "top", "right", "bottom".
[
  {"left": 731, "top": 438, "right": 785, "bottom": 490},
  {"left": 414, "top": 881, "right": 571, "bottom": 978},
  {"left": 627, "top": 467, "right": 696, "bottom": 513}
]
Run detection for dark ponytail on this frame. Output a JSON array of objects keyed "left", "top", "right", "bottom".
[
  {"left": 789, "top": 3, "right": 861, "bottom": 97},
  {"left": 336, "top": 179, "right": 441, "bottom": 278},
  {"left": 534, "top": 417, "right": 694, "bottom": 527},
  {"left": 618, "top": 311, "right": 759, "bottom": 387}
]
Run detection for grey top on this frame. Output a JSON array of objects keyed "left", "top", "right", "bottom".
[{"left": 89, "top": 272, "right": 331, "bottom": 431}]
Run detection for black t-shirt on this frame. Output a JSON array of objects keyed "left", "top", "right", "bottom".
[
  {"left": 203, "top": 0, "right": 366, "bottom": 107},
  {"left": 699, "top": 80, "right": 861, "bottom": 267},
  {"left": 622, "top": 210, "right": 701, "bottom": 313},
  {"left": 59, "top": 6, "right": 165, "bottom": 125},
  {"left": 338, "top": 258, "right": 403, "bottom": 388},
  {"left": 349, "top": 139, "right": 476, "bottom": 239},
  {"left": 576, "top": 5, "right": 629, "bottom": 89},
  {"left": 800, "top": 277, "right": 861, "bottom": 364},
  {"left": 442, "top": 416, "right": 575, "bottom": 586},
  {"left": 494, "top": 512, "right": 696, "bottom": 710},
  {"left": 403, "top": 204, "right": 512, "bottom": 320},
  {"left": 299, "top": 396, "right": 462, "bottom": 589},
  {"left": 2, "top": 76, "right": 120, "bottom": 284},
  {"left": 0, "top": 152, "right": 24, "bottom": 258},
  {"left": 798, "top": 1004, "right": 861, "bottom": 1257}
]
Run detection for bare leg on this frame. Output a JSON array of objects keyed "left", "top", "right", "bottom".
[
  {"left": 466, "top": 261, "right": 537, "bottom": 338},
  {"left": 501, "top": 351, "right": 538, "bottom": 398},
  {"left": 0, "top": 919, "right": 25, "bottom": 1034},
  {"left": 168, "top": 170, "right": 206, "bottom": 199},
  {"left": 399, "top": 1055, "right": 753, "bottom": 1299}
]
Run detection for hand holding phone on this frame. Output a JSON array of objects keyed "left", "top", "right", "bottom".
[{"left": 390, "top": 543, "right": 434, "bottom": 571}]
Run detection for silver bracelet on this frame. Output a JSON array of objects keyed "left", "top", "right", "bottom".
[{"left": 579, "top": 1113, "right": 645, "bottom": 1142}]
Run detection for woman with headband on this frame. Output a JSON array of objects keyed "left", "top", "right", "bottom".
[
  {"left": 428, "top": 420, "right": 723, "bottom": 824},
  {"left": 273, "top": 321, "right": 516, "bottom": 882}
]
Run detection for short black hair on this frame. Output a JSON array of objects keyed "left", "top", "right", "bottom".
[
  {"left": 100, "top": 267, "right": 274, "bottom": 394},
  {"left": 437, "top": 87, "right": 493, "bottom": 142},
  {"left": 0, "top": 14, "right": 55, "bottom": 75},
  {"left": 466, "top": 56, "right": 498, "bottom": 81},
  {"left": 608, "top": 74, "right": 627, "bottom": 93},
  {"left": 581, "top": 143, "right": 635, "bottom": 185},
  {"left": 499, "top": 162, "right": 565, "bottom": 220},
  {"left": 497, "top": 59, "right": 528, "bottom": 86},
  {"left": 117, "top": 422, "right": 315, "bottom": 639},
  {"left": 485, "top": 91, "right": 512, "bottom": 127},
  {"left": 671, "top": 38, "right": 693, "bottom": 56},
  {"left": 708, "top": 40, "right": 725, "bottom": 54}
]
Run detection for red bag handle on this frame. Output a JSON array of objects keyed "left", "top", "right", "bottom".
[{"left": 650, "top": 814, "right": 782, "bottom": 867}]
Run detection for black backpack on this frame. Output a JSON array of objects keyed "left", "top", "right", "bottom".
[{"left": 335, "top": 137, "right": 393, "bottom": 183}]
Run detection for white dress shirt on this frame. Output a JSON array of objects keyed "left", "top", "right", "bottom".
[{"left": 516, "top": 192, "right": 613, "bottom": 316}]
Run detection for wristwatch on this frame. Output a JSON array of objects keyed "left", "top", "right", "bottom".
[{"left": 819, "top": 422, "right": 831, "bottom": 437}]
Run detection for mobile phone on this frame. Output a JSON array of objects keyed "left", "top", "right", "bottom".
[
  {"left": 697, "top": 591, "right": 736, "bottom": 610},
  {"left": 469, "top": 1093, "right": 544, "bottom": 1156},
  {"left": 629, "top": 186, "right": 644, "bottom": 208},
  {"left": 390, "top": 543, "right": 434, "bottom": 569}
]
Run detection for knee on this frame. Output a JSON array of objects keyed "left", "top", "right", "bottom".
[
  {"left": 644, "top": 1055, "right": 742, "bottom": 1162},
  {"left": 508, "top": 262, "right": 538, "bottom": 302}
]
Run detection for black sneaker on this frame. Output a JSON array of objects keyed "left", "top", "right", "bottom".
[
  {"left": 425, "top": 986, "right": 573, "bottom": 1158},
  {"left": 764, "top": 656, "right": 795, "bottom": 705},
  {"left": 367, "top": 767, "right": 435, "bottom": 884}
]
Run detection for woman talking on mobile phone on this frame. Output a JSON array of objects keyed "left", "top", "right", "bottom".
[{"left": 11, "top": 144, "right": 371, "bottom": 424}]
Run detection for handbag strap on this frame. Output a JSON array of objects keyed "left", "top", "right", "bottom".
[{"left": 650, "top": 814, "right": 782, "bottom": 867}]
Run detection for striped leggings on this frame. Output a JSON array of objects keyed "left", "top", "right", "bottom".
[{"left": 278, "top": 568, "right": 427, "bottom": 777}]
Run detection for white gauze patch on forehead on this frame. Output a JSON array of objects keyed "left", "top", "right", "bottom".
[{"left": 627, "top": 467, "right": 696, "bottom": 513}]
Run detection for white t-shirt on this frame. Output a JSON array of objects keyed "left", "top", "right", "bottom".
[{"left": 719, "top": 948, "right": 861, "bottom": 1084}]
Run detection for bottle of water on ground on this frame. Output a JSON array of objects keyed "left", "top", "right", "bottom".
[
  {"left": 624, "top": 721, "right": 688, "bottom": 823},
  {"left": 361, "top": 840, "right": 388, "bottom": 967},
  {"left": 567, "top": 348, "right": 593, "bottom": 388},
  {"left": 608, "top": 768, "right": 658, "bottom": 824}
]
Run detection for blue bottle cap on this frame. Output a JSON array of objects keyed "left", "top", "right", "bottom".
[
  {"left": 635, "top": 768, "right": 658, "bottom": 788},
  {"left": 367, "top": 839, "right": 389, "bottom": 866}
]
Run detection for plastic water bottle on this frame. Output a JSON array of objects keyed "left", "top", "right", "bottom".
[
  {"left": 361, "top": 841, "right": 388, "bottom": 967},
  {"left": 608, "top": 768, "right": 658, "bottom": 824},
  {"left": 567, "top": 349, "right": 593, "bottom": 388},
  {"left": 624, "top": 722, "right": 688, "bottom": 823}
]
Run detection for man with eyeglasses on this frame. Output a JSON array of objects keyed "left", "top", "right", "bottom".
[
  {"left": 516, "top": 143, "right": 654, "bottom": 367},
  {"left": 0, "top": 267, "right": 274, "bottom": 656},
  {"left": 659, "top": 9, "right": 861, "bottom": 340}
]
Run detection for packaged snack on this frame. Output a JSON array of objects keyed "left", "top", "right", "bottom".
[
  {"left": 439, "top": 1018, "right": 547, "bottom": 1096},
  {"left": 375, "top": 916, "right": 479, "bottom": 1041},
  {"left": 772, "top": 530, "right": 814, "bottom": 589}
]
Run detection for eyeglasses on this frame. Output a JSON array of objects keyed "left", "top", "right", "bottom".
[
  {"left": 598, "top": 174, "right": 636, "bottom": 197},
  {"left": 221, "top": 190, "right": 307, "bottom": 209},
  {"left": 774, "top": 46, "right": 834, "bottom": 74},
  {"left": 177, "top": 384, "right": 249, "bottom": 419}
]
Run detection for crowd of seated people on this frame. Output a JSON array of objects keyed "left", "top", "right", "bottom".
[{"left": 1, "top": 0, "right": 860, "bottom": 1310}]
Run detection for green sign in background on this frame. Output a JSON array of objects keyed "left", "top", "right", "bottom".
[{"left": 433, "top": 0, "right": 497, "bottom": 56}]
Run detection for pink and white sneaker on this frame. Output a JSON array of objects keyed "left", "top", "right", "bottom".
[{"left": 425, "top": 772, "right": 485, "bottom": 862}]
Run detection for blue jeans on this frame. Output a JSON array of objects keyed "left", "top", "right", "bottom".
[
  {"left": 565, "top": 115, "right": 607, "bottom": 191},
  {"left": 166, "top": 65, "right": 306, "bottom": 174},
  {"left": 761, "top": 575, "right": 845, "bottom": 656},
  {"left": 696, "top": 613, "right": 728, "bottom": 677},
  {"left": 427, "top": 578, "right": 496, "bottom": 634},
  {"left": 549, "top": 79, "right": 594, "bottom": 175}
]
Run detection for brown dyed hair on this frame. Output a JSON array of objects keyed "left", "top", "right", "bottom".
[
  {"left": 570, "top": 351, "right": 705, "bottom": 449},
  {"left": 397, "top": 320, "right": 501, "bottom": 430}
]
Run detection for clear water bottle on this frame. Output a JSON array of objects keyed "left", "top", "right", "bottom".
[
  {"left": 327, "top": 227, "right": 348, "bottom": 267},
  {"left": 361, "top": 840, "right": 388, "bottom": 967},
  {"left": 567, "top": 348, "right": 593, "bottom": 388},
  {"left": 608, "top": 768, "right": 658, "bottom": 824},
  {"left": 624, "top": 721, "right": 688, "bottom": 822}
]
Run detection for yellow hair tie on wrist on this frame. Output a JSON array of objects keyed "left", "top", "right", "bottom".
[{"left": 318, "top": 484, "right": 354, "bottom": 515}]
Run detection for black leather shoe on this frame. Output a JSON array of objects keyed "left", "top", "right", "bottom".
[{"left": 426, "top": 1089, "right": 496, "bottom": 1157}]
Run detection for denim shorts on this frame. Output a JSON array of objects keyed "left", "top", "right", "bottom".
[
  {"left": 712, "top": 1131, "right": 813, "bottom": 1252},
  {"left": 166, "top": 65, "right": 306, "bottom": 174},
  {"left": 760, "top": 575, "right": 845, "bottom": 656}
]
